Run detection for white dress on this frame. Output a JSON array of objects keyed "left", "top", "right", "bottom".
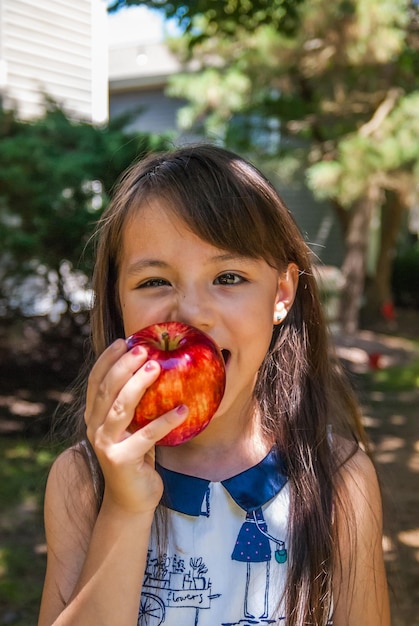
[{"left": 138, "top": 448, "right": 296, "bottom": 626}]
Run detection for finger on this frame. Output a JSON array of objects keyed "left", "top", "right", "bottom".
[
  {"left": 85, "top": 343, "right": 150, "bottom": 435},
  {"left": 119, "top": 404, "right": 189, "bottom": 459},
  {"left": 96, "top": 359, "right": 162, "bottom": 440},
  {"left": 85, "top": 339, "right": 127, "bottom": 416}
]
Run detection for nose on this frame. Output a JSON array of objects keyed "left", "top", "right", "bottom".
[{"left": 173, "top": 284, "right": 215, "bottom": 331}]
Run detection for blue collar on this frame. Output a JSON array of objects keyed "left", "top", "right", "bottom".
[{"left": 156, "top": 448, "right": 288, "bottom": 516}]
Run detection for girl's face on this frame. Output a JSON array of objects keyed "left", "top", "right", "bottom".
[{"left": 117, "top": 199, "right": 298, "bottom": 436}]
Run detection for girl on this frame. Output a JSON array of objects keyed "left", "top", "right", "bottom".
[{"left": 38, "top": 144, "right": 390, "bottom": 626}]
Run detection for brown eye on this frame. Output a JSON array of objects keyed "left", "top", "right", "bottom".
[
  {"left": 138, "top": 278, "right": 171, "bottom": 288},
  {"left": 215, "top": 273, "right": 243, "bottom": 285}
]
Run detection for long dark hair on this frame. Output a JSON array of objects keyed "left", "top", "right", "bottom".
[{"left": 70, "top": 144, "right": 367, "bottom": 625}]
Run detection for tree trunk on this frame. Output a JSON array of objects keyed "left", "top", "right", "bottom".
[
  {"left": 339, "top": 190, "right": 376, "bottom": 334},
  {"left": 364, "top": 191, "right": 405, "bottom": 320},
  {"left": 331, "top": 198, "right": 350, "bottom": 238}
]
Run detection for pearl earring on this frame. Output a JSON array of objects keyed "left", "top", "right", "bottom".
[{"left": 274, "top": 307, "right": 287, "bottom": 323}]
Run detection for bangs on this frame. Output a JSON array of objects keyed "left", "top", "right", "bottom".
[{"left": 124, "top": 147, "right": 294, "bottom": 270}]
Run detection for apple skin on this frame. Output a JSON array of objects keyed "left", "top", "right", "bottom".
[{"left": 126, "top": 322, "right": 226, "bottom": 446}]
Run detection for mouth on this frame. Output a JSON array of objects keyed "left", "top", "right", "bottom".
[{"left": 221, "top": 349, "right": 231, "bottom": 367}]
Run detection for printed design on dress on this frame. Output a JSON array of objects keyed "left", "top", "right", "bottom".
[
  {"left": 138, "top": 508, "right": 288, "bottom": 626},
  {"left": 227, "top": 507, "right": 287, "bottom": 625},
  {"left": 138, "top": 550, "right": 221, "bottom": 625}
]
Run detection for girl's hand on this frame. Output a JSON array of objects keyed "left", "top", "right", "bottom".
[{"left": 84, "top": 339, "right": 188, "bottom": 515}]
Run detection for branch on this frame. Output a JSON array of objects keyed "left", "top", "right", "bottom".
[
  {"left": 372, "top": 171, "right": 416, "bottom": 205},
  {"left": 359, "top": 88, "right": 403, "bottom": 137}
]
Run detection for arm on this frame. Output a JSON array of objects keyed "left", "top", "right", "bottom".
[
  {"left": 332, "top": 447, "right": 390, "bottom": 626},
  {"left": 38, "top": 340, "right": 188, "bottom": 626},
  {"left": 38, "top": 448, "right": 156, "bottom": 626}
]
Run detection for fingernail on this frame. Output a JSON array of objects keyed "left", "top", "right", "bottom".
[
  {"left": 176, "top": 404, "right": 188, "bottom": 415},
  {"left": 131, "top": 345, "right": 143, "bottom": 356},
  {"left": 144, "top": 360, "right": 156, "bottom": 371}
]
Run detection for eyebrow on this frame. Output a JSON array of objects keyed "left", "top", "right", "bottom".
[
  {"left": 125, "top": 253, "right": 252, "bottom": 276},
  {"left": 126, "top": 259, "right": 170, "bottom": 276}
]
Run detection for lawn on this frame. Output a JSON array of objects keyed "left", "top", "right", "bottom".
[
  {"left": 0, "top": 438, "right": 59, "bottom": 625},
  {"left": 359, "top": 357, "right": 419, "bottom": 626}
]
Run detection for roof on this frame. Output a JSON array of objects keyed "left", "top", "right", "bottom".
[{"left": 109, "top": 41, "right": 184, "bottom": 91}]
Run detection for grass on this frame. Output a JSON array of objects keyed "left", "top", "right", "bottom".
[
  {"left": 363, "top": 356, "right": 419, "bottom": 393},
  {"left": 356, "top": 354, "right": 419, "bottom": 626},
  {"left": 0, "top": 438, "right": 60, "bottom": 626}
]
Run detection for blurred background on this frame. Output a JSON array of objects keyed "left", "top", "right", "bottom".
[{"left": 0, "top": 1, "right": 418, "bottom": 624}]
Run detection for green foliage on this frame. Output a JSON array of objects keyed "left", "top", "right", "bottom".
[
  {"left": 167, "top": 67, "right": 253, "bottom": 136},
  {"left": 307, "top": 92, "right": 419, "bottom": 206},
  {"left": 108, "top": 0, "right": 305, "bottom": 40},
  {"left": 0, "top": 102, "right": 172, "bottom": 316},
  {"left": 344, "top": 0, "right": 409, "bottom": 64}
]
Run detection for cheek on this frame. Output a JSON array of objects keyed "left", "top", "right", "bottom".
[
  {"left": 118, "top": 295, "right": 143, "bottom": 337},
  {"left": 119, "top": 294, "right": 168, "bottom": 338},
  {"left": 249, "top": 309, "right": 276, "bottom": 361},
  {"left": 234, "top": 309, "right": 273, "bottom": 357}
]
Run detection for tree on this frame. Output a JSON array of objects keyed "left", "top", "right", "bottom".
[
  {"left": 0, "top": 101, "right": 172, "bottom": 320},
  {"left": 108, "top": 0, "right": 305, "bottom": 40},
  {"left": 111, "top": 0, "right": 419, "bottom": 332}
]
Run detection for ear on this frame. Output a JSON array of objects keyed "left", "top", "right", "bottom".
[{"left": 273, "top": 263, "right": 299, "bottom": 324}]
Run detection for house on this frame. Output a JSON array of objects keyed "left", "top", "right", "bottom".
[
  {"left": 0, "top": 0, "right": 107, "bottom": 123},
  {"left": 109, "top": 38, "right": 189, "bottom": 137}
]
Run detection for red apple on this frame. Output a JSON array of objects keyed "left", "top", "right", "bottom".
[{"left": 126, "top": 322, "right": 226, "bottom": 446}]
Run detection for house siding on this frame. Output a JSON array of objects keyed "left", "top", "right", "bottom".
[
  {"left": 0, "top": 0, "right": 107, "bottom": 122},
  {"left": 110, "top": 87, "right": 187, "bottom": 135}
]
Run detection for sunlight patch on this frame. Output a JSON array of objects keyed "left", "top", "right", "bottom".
[{"left": 398, "top": 529, "right": 419, "bottom": 549}]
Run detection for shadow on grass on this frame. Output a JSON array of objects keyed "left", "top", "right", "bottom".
[
  {"left": 0, "top": 438, "right": 61, "bottom": 626},
  {"left": 351, "top": 356, "right": 419, "bottom": 626},
  {"left": 0, "top": 326, "right": 76, "bottom": 625}
]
